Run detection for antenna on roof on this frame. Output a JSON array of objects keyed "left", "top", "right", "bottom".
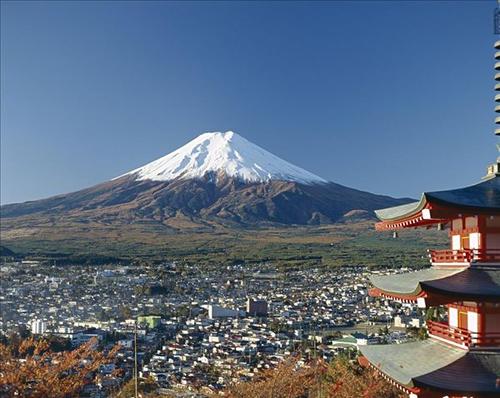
[
  {"left": 490, "top": 2, "right": 500, "bottom": 178},
  {"left": 495, "top": 1, "right": 500, "bottom": 137},
  {"left": 495, "top": 1, "right": 500, "bottom": 35}
]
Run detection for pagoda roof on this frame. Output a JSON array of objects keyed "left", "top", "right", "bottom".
[
  {"left": 369, "top": 267, "right": 465, "bottom": 297},
  {"left": 360, "top": 340, "right": 500, "bottom": 395},
  {"left": 413, "top": 351, "right": 500, "bottom": 395},
  {"left": 421, "top": 267, "right": 500, "bottom": 300},
  {"left": 360, "top": 339, "right": 466, "bottom": 387},
  {"left": 375, "top": 175, "right": 500, "bottom": 230},
  {"left": 370, "top": 267, "right": 500, "bottom": 303},
  {"left": 375, "top": 201, "right": 425, "bottom": 222}
]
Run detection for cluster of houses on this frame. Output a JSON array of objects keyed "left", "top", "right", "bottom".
[{"left": 0, "top": 260, "right": 423, "bottom": 395}]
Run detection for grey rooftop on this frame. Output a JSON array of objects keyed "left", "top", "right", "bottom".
[
  {"left": 369, "top": 267, "right": 464, "bottom": 296},
  {"left": 361, "top": 340, "right": 500, "bottom": 394},
  {"left": 422, "top": 268, "right": 500, "bottom": 301},
  {"left": 370, "top": 267, "right": 500, "bottom": 301},
  {"left": 360, "top": 339, "right": 466, "bottom": 387},
  {"left": 375, "top": 175, "right": 500, "bottom": 222}
]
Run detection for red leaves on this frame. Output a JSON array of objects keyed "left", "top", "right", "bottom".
[
  {"left": 222, "top": 356, "right": 403, "bottom": 398},
  {"left": 0, "top": 337, "right": 118, "bottom": 398}
]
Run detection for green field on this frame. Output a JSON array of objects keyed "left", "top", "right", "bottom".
[{"left": 1, "top": 220, "right": 447, "bottom": 268}]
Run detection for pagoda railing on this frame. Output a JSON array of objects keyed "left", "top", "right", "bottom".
[
  {"left": 429, "top": 249, "right": 500, "bottom": 264},
  {"left": 427, "top": 320, "right": 471, "bottom": 346},
  {"left": 426, "top": 320, "right": 500, "bottom": 347},
  {"left": 472, "top": 332, "right": 500, "bottom": 346}
]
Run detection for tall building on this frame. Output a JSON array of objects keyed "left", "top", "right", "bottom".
[
  {"left": 358, "top": 30, "right": 500, "bottom": 398},
  {"left": 31, "top": 319, "right": 47, "bottom": 335},
  {"left": 246, "top": 298, "right": 268, "bottom": 317}
]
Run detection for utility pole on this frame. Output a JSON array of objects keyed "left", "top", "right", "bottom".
[
  {"left": 313, "top": 326, "right": 317, "bottom": 359},
  {"left": 134, "top": 320, "right": 138, "bottom": 398}
]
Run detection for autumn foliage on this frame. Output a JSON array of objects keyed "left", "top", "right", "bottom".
[
  {"left": 1, "top": 336, "right": 403, "bottom": 398},
  {"left": 0, "top": 336, "right": 119, "bottom": 398},
  {"left": 223, "top": 356, "right": 403, "bottom": 398}
]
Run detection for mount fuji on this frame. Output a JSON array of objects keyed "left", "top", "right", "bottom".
[
  {"left": 118, "top": 131, "right": 327, "bottom": 185},
  {"left": 1, "top": 131, "right": 410, "bottom": 228}
]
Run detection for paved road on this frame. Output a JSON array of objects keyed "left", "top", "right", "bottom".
[{"left": 316, "top": 322, "right": 406, "bottom": 337}]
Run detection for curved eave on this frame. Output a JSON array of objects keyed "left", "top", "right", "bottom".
[
  {"left": 421, "top": 285, "right": 500, "bottom": 303},
  {"left": 375, "top": 197, "right": 426, "bottom": 223},
  {"left": 374, "top": 195, "right": 446, "bottom": 231},
  {"left": 368, "top": 268, "right": 465, "bottom": 298},
  {"left": 413, "top": 351, "right": 500, "bottom": 396},
  {"left": 375, "top": 176, "right": 500, "bottom": 230},
  {"left": 361, "top": 341, "right": 500, "bottom": 395},
  {"left": 368, "top": 287, "right": 421, "bottom": 303},
  {"left": 420, "top": 268, "right": 500, "bottom": 302},
  {"left": 359, "top": 340, "right": 466, "bottom": 388},
  {"left": 425, "top": 174, "right": 500, "bottom": 211},
  {"left": 370, "top": 268, "right": 500, "bottom": 305}
]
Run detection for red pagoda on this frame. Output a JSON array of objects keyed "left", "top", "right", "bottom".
[{"left": 359, "top": 39, "right": 500, "bottom": 398}]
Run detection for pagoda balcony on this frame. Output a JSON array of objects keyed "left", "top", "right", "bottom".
[
  {"left": 427, "top": 320, "right": 500, "bottom": 348},
  {"left": 428, "top": 249, "right": 500, "bottom": 265}
]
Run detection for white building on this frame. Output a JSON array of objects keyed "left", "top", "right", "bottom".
[
  {"left": 207, "top": 304, "right": 243, "bottom": 319},
  {"left": 31, "top": 319, "right": 47, "bottom": 335}
]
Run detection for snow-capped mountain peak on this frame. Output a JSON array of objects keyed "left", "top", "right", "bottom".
[{"left": 118, "top": 131, "right": 327, "bottom": 184}]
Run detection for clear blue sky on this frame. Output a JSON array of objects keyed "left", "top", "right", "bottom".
[{"left": 1, "top": 0, "right": 497, "bottom": 204}]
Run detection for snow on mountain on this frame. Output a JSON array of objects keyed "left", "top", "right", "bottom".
[{"left": 118, "top": 131, "right": 327, "bottom": 184}]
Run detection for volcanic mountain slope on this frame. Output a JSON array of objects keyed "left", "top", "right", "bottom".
[{"left": 1, "top": 131, "right": 411, "bottom": 228}]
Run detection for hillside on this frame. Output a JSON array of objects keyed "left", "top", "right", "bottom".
[{"left": 1, "top": 132, "right": 411, "bottom": 234}]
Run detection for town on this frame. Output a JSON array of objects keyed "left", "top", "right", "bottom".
[{"left": 0, "top": 259, "right": 424, "bottom": 396}]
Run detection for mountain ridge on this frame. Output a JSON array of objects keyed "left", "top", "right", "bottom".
[{"left": 1, "top": 131, "right": 412, "bottom": 229}]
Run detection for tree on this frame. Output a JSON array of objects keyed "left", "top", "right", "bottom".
[
  {"left": 323, "top": 356, "right": 402, "bottom": 397},
  {"left": 97, "top": 308, "right": 109, "bottom": 322},
  {"left": 223, "top": 356, "right": 319, "bottom": 398},
  {"left": 114, "top": 375, "right": 159, "bottom": 397},
  {"left": 119, "top": 305, "right": 133, "bottom": 320},
  {"left": 173, "top": 304, "right": 190, "bottom": 318},
  {"left": 425, "top": 306, "right": 446, "bottom": 322},
  {"left": 0, "top": 336, "right": 120, "bottom": 397},
  {"left": 222, "top": 356, "right": 403, "bottom": 398},
  {"left": 377, "top": 326, "right": 389, "bottom": 336},
  {"left": 407, "top": 326, "right": 428, "bottom": 341},
  {"left": 45, "top": 335, "right": 72, "bottom": 352},
  {"left": 268, "top": 319, "right": 287, "bottom": 334}
]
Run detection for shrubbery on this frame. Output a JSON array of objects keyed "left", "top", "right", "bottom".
[{"left": 222, "top": 356, "right": 403, "bottom": 398}]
